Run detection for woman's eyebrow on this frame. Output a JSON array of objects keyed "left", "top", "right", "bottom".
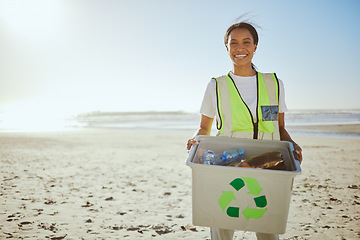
[{"left": 230, "top": 37, "right": 252, "bottom": 41}]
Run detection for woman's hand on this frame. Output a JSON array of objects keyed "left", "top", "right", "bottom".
[
  {"left": 278, "top": 113, "right": 303, "bottom": 164},
  {"left": 293, "top": 143, "right": 303, "bottom": 164},
  {"left": 186, "top": 138, "right": 199, "bottom": 151},
  {"left": 186, "top": 115, "right": 214, "bottom": 151}
]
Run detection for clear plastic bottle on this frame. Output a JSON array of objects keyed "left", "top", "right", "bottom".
[
  {"left": 217, "top": 147, "right": 245, "bottom": 165},
  {"left": 202, "top": 150, "right": 217, "bottom": 165},
  {"left": 202, "top": 147, "right": 245, "bottom": 165}
]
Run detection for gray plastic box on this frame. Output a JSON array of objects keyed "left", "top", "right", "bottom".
[{"left": 186, "top": 135, "right": 301, "bottom": 234}]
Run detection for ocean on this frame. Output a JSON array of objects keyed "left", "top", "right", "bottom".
[
  {"left": 73, "top": 109, "right": 360, "bottom": 138},
  {"left": 0, "top": 109, "right": 359, "bottom": 138}
]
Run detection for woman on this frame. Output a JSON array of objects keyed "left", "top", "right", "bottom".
[{"left": 186, "top": 21, "right": 302, "bottom": 240}]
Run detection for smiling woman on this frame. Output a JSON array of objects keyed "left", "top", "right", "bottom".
[{"left": 186, "top": 20, "right": 303, "bottom": 240}]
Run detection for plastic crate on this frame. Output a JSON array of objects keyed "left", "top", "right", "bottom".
[{"left": 186, "top": 135, "right": 301, "bottom": 234}]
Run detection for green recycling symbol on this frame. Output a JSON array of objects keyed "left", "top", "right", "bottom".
[{"left": 218, "top": 177, "right": 267, "bottom": 220}]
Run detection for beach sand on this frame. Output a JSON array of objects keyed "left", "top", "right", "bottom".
[{"left": 0, "top": 127, "right": 359, "bottom": 239}]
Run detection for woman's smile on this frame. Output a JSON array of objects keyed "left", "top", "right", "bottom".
[{"left": 234, "top": 54, "right": 248, "bottom": 59}]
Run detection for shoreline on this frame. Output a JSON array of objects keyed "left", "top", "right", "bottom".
[
  {"left": 287, "top": 124, "right": 360, "bottom": 134},
  {"left": 2, "top": 123, "right": 360, "bottom": 140},
  {"left": 286, "top": 124, "right": 360, "bottom": 139}
]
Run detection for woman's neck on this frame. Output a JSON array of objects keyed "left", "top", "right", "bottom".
[{"left": 232, "top": 65, "right": 257, "bottom": 77}]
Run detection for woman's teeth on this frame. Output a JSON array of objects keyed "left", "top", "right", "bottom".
[{"left": 235, "top": 54, "right": 247, "bottom": 58}]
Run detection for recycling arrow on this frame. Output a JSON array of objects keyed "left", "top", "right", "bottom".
[
  {"left": 218, "top": 191, "right": 236, "bottom": 212},
  {"left": 242, "top": 177, "right": 263, "bottom": 195},
  {"left": 218, "top": 177, "right": 268, "bottom": 220},
  {"left": 242, "top": 206, "right": 267, "bottom": 220},
  {"left": 230, "top": 178, "right": 245, "bottom": 191},
  {"left": 227, "top": 206, "right": 239, "bottom": 218},
  {"left": 254, "top": 195, "right": 267, "bottom": 208}
]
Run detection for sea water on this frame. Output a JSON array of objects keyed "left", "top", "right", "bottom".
[
  {"left": 1, "top": 109, "right": 359, "bottom": 138},
  {"left": 72, "top": 109, "right": 360, "bottom": 138}
]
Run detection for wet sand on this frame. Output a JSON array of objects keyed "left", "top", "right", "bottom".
[{"left": 0, "top": 127, "right": 359, "bottom": 239}]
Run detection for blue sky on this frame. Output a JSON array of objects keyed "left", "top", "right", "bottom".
[{"left": 1, "top": 0, "right": 360, "bottom": 118}]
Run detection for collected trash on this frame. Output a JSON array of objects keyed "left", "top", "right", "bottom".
[
  {"left": 202, "top": 147, "right": 245, "bottom": 165},
  {"left": 202, "top": 148, "right": 287, "bottom": 170},
  {"left": 232, "top": 151, "right": 286, "bottom": 170}
]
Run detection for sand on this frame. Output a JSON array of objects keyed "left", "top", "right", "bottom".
[{"left": 0, "top": 127, "right": 359, "bottom": 239}]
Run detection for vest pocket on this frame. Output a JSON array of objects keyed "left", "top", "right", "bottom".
[{"left": 261, "top": 105, "right": 279, "bottom": 121}]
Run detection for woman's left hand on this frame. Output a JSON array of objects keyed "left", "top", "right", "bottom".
[{"left": 293, "top": 143, "right": 303, "bottom": 164}]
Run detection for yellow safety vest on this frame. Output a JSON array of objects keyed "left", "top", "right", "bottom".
[{"left": 214, "top": 72, "right": 280, "bottom": 140}]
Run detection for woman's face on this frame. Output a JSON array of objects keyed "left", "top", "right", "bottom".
[{"left": 226, "top": 28, "right": 257, "bottom": 69}]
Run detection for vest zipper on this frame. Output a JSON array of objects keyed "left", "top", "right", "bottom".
[
  {"left": 253, "top": 121, "right": 258, "bottom": 139},
  {"left": 228, "top": 73, "right": 259, "bottom": 139},
  {"left": 253, "top": 72, "right": 259, "bottom": 139}
]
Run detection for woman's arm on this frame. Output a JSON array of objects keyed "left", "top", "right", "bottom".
[
  {"left": 186, "top": 114, "right": 214, "bottom": 150},
  {"left": 278, "top": 113, "right": 303, "bottom": 163}
]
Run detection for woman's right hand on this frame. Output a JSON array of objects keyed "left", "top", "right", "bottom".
[
  {"left": 186, "top": 138, "right": 199, "bottom": 151},
  {"left": 186, "top": 115, "right": 214, "bottom": 151}
]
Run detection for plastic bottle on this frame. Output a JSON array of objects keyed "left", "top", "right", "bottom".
[
  {"left": 202, "top": 147, "right": 245, "bottom": 165},
  {"left": 217, "top": 147, "right": 245, "bottom": 165},
  {"left": 202, "top": 150, "right": 217, "bottom": 165}
]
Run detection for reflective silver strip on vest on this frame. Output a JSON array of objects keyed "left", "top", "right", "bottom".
[
  {"left": 261, "top": 73, "right": 280, "bottom": 140},
  {"left": 215, "top": 75, "right": 233, "bottom": 137}
]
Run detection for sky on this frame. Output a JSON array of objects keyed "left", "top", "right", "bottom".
[{"left": 1, "top": 0, "right": 360, "bottom": 122}]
